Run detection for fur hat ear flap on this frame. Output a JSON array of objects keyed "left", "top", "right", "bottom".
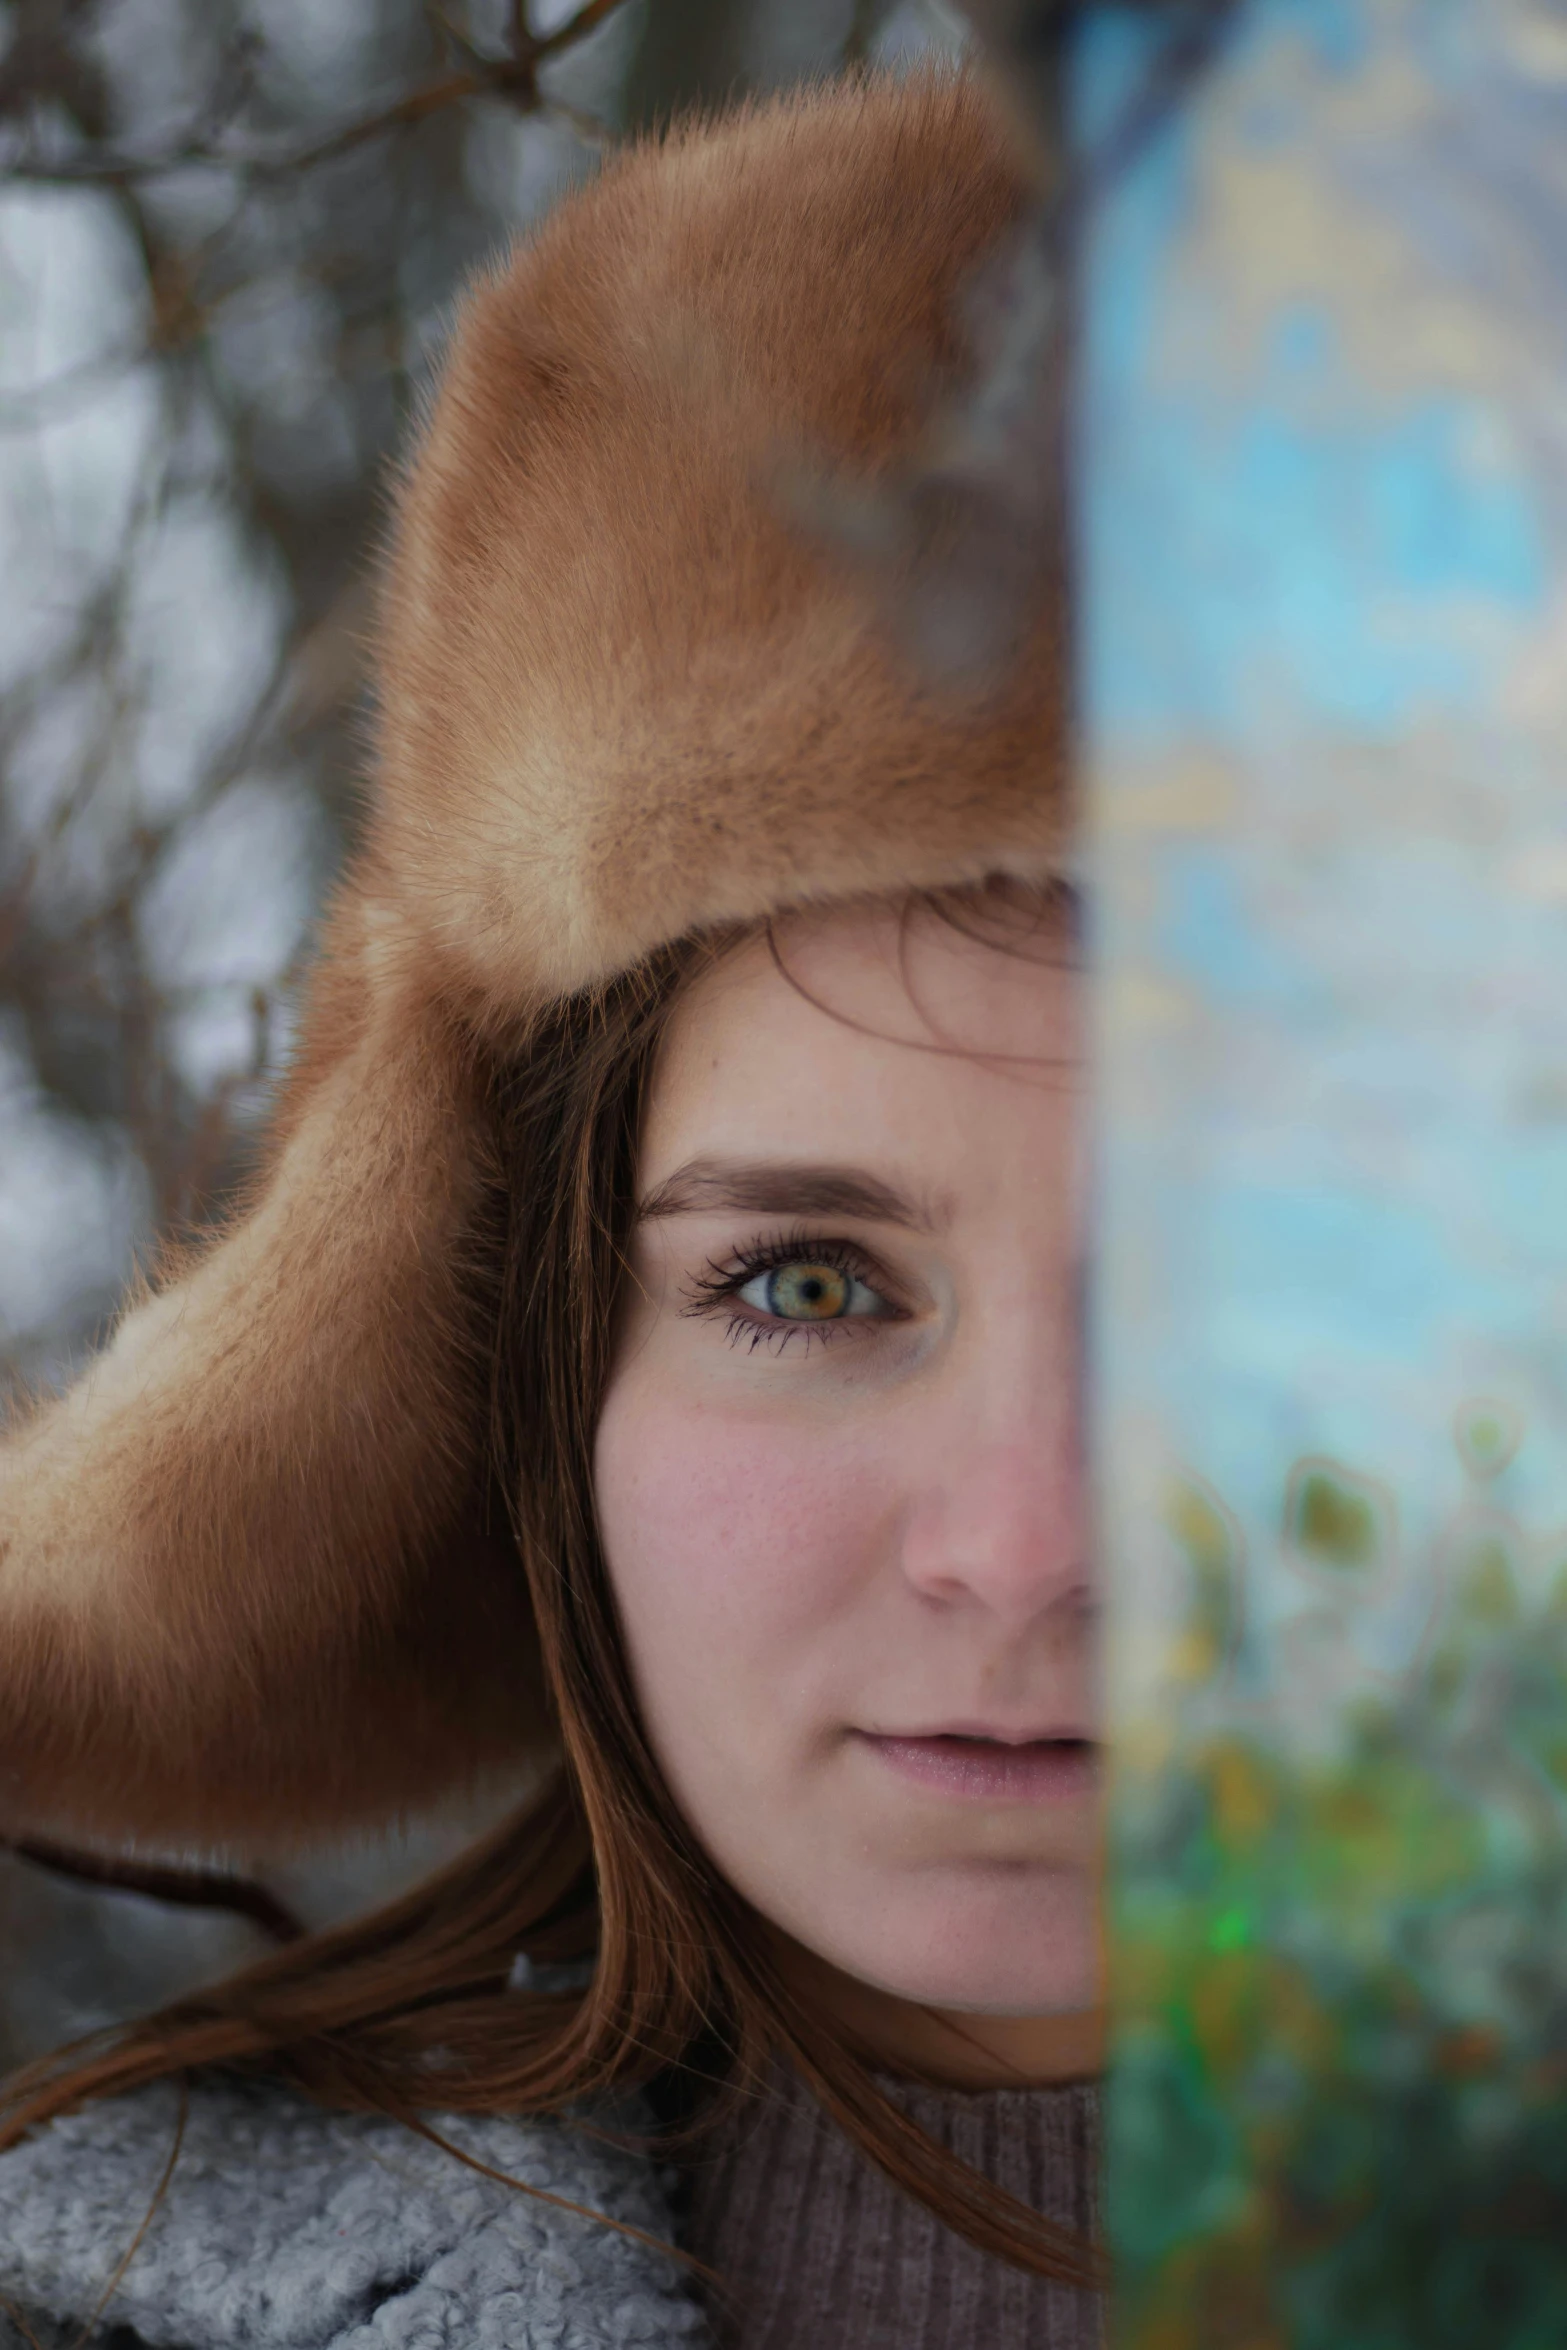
[{"left": 0, "top": 891, "right": 542, "bottom": 1853}]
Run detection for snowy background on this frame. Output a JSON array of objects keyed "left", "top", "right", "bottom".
[{"left": 0, "top": 0, "right": 964, "bottom": 2066}]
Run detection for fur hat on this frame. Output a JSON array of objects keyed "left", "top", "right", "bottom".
[{"left": 0, "top": 72, "right": 1068, "bottom": 1852}]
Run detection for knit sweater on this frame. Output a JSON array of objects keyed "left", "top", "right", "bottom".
[
  {"left": 0, "top": 2070, "right": 1102, "bottom": 2350},
  {"left": 684, "top": 2069, "right": 1101, "bottom": 2350}
]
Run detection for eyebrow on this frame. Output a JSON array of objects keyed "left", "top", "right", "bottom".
[{"left": 637, "top": 1156, "right": 940, "bottom": 1233}]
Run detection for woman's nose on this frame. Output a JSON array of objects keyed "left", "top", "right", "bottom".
[{"left": 897, "top": 1412, "right": 1089, "bottom": 1632}]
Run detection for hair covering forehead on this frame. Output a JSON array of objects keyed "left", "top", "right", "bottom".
[{"left": 0, "top": 70, "right": 1071, "bottom": 1851}]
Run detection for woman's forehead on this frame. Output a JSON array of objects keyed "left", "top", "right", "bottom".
[{"left": 640, "top": 897, "right": 1082, "bottom": 1190}]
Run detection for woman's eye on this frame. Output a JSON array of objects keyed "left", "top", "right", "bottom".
[{"left": 737, "top": 1260, "right": 887, "bottom": 1323}]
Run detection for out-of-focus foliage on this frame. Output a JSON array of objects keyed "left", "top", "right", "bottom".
[
  {"left": 1111, "top": 1433, "right": 1567, "bottom": 2346},
  {"left": 1082, "top": 6, "right": 1567, "bottom": 2332},
  {"left": 0, "top": 0, "right": 964, "bottom": 2067}
]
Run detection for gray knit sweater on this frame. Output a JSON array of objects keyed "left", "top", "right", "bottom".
[{"left": 0, "top": 2071, "right": 1103, "bottom": 2349}]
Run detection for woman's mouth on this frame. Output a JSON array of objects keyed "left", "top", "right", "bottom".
[{"left": 855, "top": 1730, "right": 1098, "bottom": 1803}]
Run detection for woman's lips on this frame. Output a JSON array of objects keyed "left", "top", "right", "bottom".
[{"left": 857, "top": 1731, "right": 1098, "bottom": 1803}]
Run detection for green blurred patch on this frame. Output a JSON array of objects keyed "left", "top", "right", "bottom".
[
  {"left": 1112, "top": 1442, "right": 1567, "bottom": 2348},
  {"left": 1284, "top": 1460, "right": 1391, "bottom": 1577}
]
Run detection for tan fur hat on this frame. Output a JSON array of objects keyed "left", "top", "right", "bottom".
[{"left": 0, "top": 72, "right": 1068, "bottom": 1853}]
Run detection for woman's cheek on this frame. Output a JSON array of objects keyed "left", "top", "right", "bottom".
[{"left": 594, "top": 1375, "right": 894, "bottom": 1754}]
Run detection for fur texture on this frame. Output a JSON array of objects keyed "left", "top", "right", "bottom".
[{"left": 0, "top": 72, "right": 1067, "bottom": 1848}]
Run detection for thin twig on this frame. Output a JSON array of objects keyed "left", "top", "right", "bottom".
[{"left": 0, "top": 0, "right": 632, "bottom": 185}]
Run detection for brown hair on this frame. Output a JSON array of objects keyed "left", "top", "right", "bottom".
[{"left": 0, "top": 905, "right": 1101, "bottom": 2295}]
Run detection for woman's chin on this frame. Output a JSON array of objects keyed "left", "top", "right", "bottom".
[
  {"left": 768, "top": 1906, "right": 1104, "bottom": 2084},
  {"left": 792, "top": 1875, "right": 1103, "bottom": 2024},
  {"left": 875, "top": 1949, "right": 1102, "bottom": 2020}
]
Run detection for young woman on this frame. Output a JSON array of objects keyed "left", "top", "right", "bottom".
[{"left": 0, "top": 69, "right": 1102, "bottom": 2350}]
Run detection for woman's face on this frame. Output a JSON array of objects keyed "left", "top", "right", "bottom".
[{"left": 594, "top": 896, "right": 1097, "bottom": 2051}]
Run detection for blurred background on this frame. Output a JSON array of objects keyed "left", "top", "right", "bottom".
[{"left": 0, "top": 0, "right": 968, "bottom": 2069}]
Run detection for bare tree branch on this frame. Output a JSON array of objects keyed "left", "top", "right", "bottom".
[
  {"left": 0, "top": 0, "right": 632, "bottom": 185},
  {"left": 622, "top": 0, "right": 752, "bottom": 130}
]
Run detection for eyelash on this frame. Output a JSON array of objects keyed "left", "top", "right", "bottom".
[{"left": 681, "top": 1229, "right": 896, "bottom": 1355}]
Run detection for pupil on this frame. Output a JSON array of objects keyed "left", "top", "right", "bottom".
[{"left": 770, "top": 1264, "right": 846, "bottom": 1319}]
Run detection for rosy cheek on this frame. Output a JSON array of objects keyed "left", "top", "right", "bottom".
[{"left": 594, "top": 1384, "right": 892, "bottom": 1697}]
